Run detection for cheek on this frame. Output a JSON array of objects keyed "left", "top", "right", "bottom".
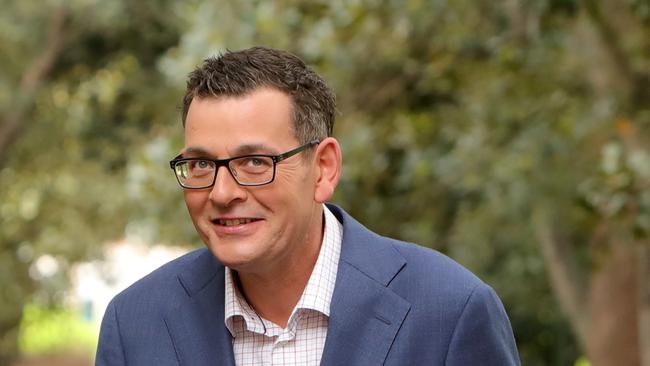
[
  {"left": 275, "top": 165, "right": 316, "bottom": 195},
  {"left": 261, "top": 177, "right": 311, "bottom": 209},
  {"left": 184, "top": 191, "right": 208, "bottom": 216}
]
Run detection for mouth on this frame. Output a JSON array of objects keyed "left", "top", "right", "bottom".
[{"left": 211, "top": 218, "right": 262, "bottom": 226}]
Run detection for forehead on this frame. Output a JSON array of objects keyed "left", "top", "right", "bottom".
[{"left": 183, "top": 88, "right": 297, "bottom": 156}]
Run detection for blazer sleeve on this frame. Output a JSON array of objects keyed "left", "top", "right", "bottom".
[
  {"left": 444, "top": 284, "right": 521, "bottom": 366},
  {"left": 95, "top": 299, "right": 127, "bottom": 366}
]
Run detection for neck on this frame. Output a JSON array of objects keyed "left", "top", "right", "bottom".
[{"left": 236, "top": 206, "right": 325, "bottom": 328}]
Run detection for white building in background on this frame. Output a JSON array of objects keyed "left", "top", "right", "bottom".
[{"left": 68, "top": 240, "right": 187, "bottom": 328}]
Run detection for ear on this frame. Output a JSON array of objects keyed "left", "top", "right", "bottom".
[{"left": 313, "top": 137, "right": 342, "bottom": 203}]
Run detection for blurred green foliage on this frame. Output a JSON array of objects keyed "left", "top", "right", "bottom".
[
  {"left": 18, "top": 304, "right": 95, "bottom": 357},
  {"left": 2, "top": 0, "right": 649, "bottom": 365}
]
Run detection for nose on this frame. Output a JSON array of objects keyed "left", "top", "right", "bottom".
[{"left": 208, "top": 166, "right": 247, "bottom": 207}]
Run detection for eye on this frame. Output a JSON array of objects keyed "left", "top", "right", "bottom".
[
  {"left": 232, "top": 156, "right": 272, "bottom": 174},
  {"left": 248, "top": 158, "right": 264, "bottom": 167},
  {"left": 188, "top": 160, "right": 214, "bottom": 176},
  {"left": 197, "top": 160, "right": 211, "bottom": 169}
]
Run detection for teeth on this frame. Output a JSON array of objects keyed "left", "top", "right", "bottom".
[{"left": 218, "top": 218, "right": 253, "bottom": 226}]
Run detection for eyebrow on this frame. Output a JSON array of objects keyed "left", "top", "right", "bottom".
[
  {"left": 181, "top": 147, "right": 211, "bottom": 157},
  {"left": 180, "top": 143, "right": 280, "bottom": 158}
]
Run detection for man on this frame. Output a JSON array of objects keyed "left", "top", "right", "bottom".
[{"left": 96, "top": 47, "right": 520, "bottom": 365}]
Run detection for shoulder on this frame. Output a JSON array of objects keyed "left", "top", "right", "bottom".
[
  {"left": 380, "top": 236, "right": 487, "bottom": 308},
  {"left": 98, "top": 248, "right": 218, "bottom": 364},
  {"left": 328, "top": 203, "right": 483, "bottom": 295},
  {"left": 387, "top": 238, "right": 521, "bottom": 365},
  {"left": 390, "top": 238, "right": 482, "bottom": 290},
  {"left": 329, "top": 203, "right": 493, "bottom": 313},
  {"left": 325, "top": 204, "right": 520, "bottom": 364}
]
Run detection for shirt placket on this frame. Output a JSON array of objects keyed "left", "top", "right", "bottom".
[{"left": 272, "top": 322, "right": 297, "bottom": 365}]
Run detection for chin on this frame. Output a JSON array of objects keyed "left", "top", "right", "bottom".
[{"left": 205, "top": 243, "right": 256, "bottom": 270}]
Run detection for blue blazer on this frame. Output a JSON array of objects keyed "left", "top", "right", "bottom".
[{"left": 96, "top": 204, "right": 520, "bottom": 365}]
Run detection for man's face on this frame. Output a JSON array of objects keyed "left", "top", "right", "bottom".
[{"left": 182, "top": 88, "right": 322, "bottom": 274}]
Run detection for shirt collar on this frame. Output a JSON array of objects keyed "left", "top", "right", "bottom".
[{"left": 224, "top": 205, "right": 343, "bottom": 336}]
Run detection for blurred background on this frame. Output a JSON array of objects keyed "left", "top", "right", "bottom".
[{"left": 1, "top": 0, "right": 649, "bottom": 365}]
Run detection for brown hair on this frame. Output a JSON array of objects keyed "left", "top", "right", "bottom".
[{"left": 182, "top": 47, "right": 336, "bottom": 144}]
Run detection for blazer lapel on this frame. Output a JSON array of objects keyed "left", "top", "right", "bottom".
[
  {"left": 321, "top": 205, "right": 411, "bottom": 366},
  {"left": 164, "top": 249, "right": 235, "bottom": 366},
  {"left": 320, "top": 263, "right": 410, "bottom": 366}
]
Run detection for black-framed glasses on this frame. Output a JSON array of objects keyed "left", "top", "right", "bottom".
[{"left": 169, "top": 140, "right": 320, "bottom": 189}]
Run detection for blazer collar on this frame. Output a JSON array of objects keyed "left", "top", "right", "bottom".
[
  {"left": 326, "top": 204, "right": 406, "bottom": 286},
  {"left": 164, "top": 249, "right": 235, "bottom": 366},
  {"left": 321, "top": 204, "right": 411, "bottom": 366}
]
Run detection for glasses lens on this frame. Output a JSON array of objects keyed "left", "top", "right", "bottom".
[
  {"left": 174, "top": 160, "right": 216, "bottom": 188},
  {"left": 229, "top": 156, "right": 274, "bottom": 185}
]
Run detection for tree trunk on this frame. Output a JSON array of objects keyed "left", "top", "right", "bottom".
[
  {"left": 638, "top": 244, "right": 650, "bottom": 366},
  {"left": 585, "top": 242, "right": 640, "bottom": 366},
  {"left": 535, "top": 209, "right": 645, "bottom": 365}
]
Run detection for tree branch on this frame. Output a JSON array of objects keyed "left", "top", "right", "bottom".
[
  {"left": 581, "top": 0, "right": 637, "bottom": 102},
  {"left": 0, "top": 7, "right": 68, "bottom": 161}
]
